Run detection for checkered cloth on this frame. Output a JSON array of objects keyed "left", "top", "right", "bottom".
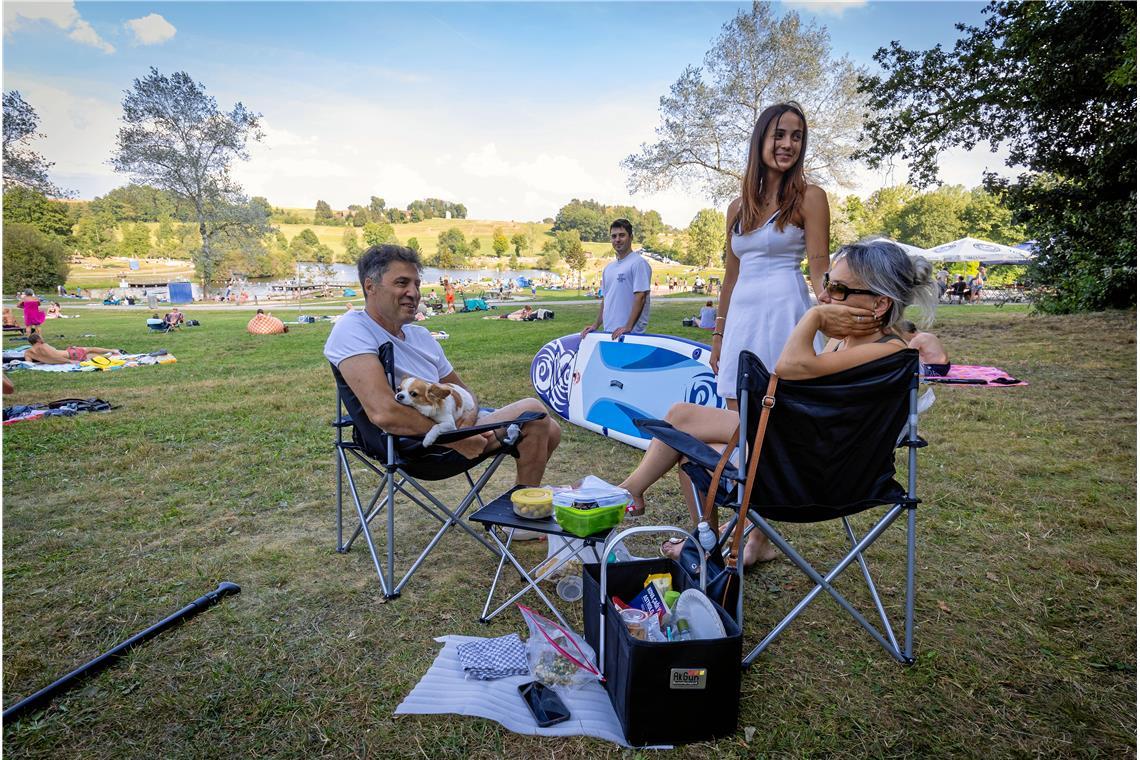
[{"left": 456, "top": 633, "right": 530, "bottom": 681}]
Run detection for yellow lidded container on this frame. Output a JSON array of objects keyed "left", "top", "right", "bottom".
[{"left": 511, "top": 488, "right": 554, "bottom": 520}]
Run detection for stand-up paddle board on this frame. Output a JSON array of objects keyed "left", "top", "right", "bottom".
[{"left": 531, "top": 332, "right": 726, "bottom": 450}]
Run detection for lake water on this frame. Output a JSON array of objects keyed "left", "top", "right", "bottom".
[{"left": 140, "top": 263, "right": 561, "bottom": 301}]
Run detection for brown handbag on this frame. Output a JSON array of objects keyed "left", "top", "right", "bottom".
[{"left": 681, "top": 374, "right": 780, "bottom": 610}]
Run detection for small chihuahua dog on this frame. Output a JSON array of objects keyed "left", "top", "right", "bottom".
[{"left": 394, "top": 376, "right": 477, "bottom": 446}]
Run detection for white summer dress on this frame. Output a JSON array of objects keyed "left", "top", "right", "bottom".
[{"left": 717, "top": 211, "right": 823, "bottom": 399}]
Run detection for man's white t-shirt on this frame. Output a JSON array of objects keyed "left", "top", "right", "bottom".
[
  {"left": 323, "top": 309, "right": 453, "bottom": 382},
  {"left": 601, "top": 251, "right": 652, "bottom": 333}
]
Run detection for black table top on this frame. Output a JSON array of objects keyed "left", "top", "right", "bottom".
[{"left": 469, "top": 488, "right": 612, "bottom": 544}]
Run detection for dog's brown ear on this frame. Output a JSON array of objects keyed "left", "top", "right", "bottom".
[{"left": 426, "top": 383, "right": 451, "bottom": 402}]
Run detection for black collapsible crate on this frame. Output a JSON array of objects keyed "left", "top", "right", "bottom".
[{"left": 583, "top": 557, "right": 742, "bottom": 746}]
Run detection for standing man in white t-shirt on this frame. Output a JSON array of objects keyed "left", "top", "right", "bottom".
[
  {"left": 324, "top": 245, "right": 561, "bottom": 485},
  {"left": 579, "top": 218, "right": 652, "bottom": 341}
]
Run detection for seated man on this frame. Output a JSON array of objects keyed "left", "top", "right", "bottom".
[
  {"left": 23, "top": 333, "right": 122, "bottom": 364},
  {"left": 247, "top": 309, "right": 288, "bottom": 334},
  {"left": 164, "top": 306, "right": 185, "bottom": 329},
  {"left": 949, "top": 276, "right": 969, "bottom": 304},
  {"left": 323, "top": 245, "right": 561, "bottom": 485},
  {"left": 897, "top": 320, "right": 951, "bottom": 376},
  {"left": 698, "top": 300, "right": 717, "bottom": 329},
  {"left": 3, "top": 307, "right": 23, "bottom": 333}
]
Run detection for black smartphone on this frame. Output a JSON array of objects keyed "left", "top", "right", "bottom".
[{"left": 518, "top": 681, "right": 571, "bottom": 727}]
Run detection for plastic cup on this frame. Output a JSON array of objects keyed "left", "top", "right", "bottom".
[{"left": 556, "top": 575, "right": 583, "bottom": 602}]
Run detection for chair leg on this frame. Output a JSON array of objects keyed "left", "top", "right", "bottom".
[
  {"left": 905, "top": 506, "right": 917, "bottom": 661},
  {"left": 842, "top": 517, "right": 900, "bottom": 653},
  {"left": 742, "top": 508, "right": 909, "bottom": 667}
]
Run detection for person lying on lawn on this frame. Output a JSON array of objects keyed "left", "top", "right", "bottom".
[
  {"left": 323, "top": 244, "right": 561, "bottom": 486},
  {"left": 23, "top": 333, "right": 123, "bottom": 364},
  {"left": 620, "top": 239, "right": 937, "bottom": 567}
]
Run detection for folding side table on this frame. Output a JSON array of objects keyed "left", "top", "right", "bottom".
[{"left": 470, "top": 490, "right": 612, "bottom": 630}]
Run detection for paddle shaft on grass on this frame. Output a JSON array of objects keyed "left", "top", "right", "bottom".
[{"left": 2, "top": 581, "right": 241, "bottom": 726}]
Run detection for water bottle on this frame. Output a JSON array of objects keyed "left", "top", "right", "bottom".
[{"left": 697, "top": 521, "right": 716, "bottom": 552}]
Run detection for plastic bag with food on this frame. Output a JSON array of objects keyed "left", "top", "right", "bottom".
[{"left": 518, "top": 604, "right": 600, "bottom": 691}]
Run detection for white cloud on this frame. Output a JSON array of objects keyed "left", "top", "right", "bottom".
[
  {"left": 4, "top": 2, "right": 79, "bottom": 32},
  {"left": 124, "top": 13, "right": 176, "bottom": 46},
  {"left": 5, "top": 2, "right": 114, "bottom": 53},
  {"left": 782, "top": 0, "right": 868, "bottom": 18},
  {"left": 68, "top": 19, "right": 114, "bottom": 54}
]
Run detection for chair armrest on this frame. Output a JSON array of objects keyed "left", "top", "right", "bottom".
[
  {"left": 411, "top": 410, "right": 546, "bottom": 446},
  {"left": 633, "top": 418, "right": 741, "bottom": 479}
]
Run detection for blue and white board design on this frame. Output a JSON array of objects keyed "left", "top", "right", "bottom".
[{"left": 531, "top": 332, "right": 726, "bottom": 450}]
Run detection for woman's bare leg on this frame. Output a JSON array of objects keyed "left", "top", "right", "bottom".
[{"left": 619, "top": 403, "right": 737, "bottom": 514}]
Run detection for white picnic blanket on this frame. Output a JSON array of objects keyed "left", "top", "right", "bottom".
[{"left": 395, "top": 635, "right": 668, "bottom": 749}]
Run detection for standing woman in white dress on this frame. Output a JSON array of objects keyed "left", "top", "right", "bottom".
[
  {"left": 704, "top": 102, "right": 830, "bottom": 564},
  {"left": 711, "top": 102, "right": 831, "bottom": 409}
]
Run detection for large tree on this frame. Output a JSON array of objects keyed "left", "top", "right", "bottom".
[
  {"left": 686, "top": 208, "right": 727, "bottom": 270},
  {"left": 3, "top": 91, "right": 68, "bottom": 197},
  {"left": 3, "top": 223, "right": 70, "bottom": 293},
  {"left": 111, "top": 68, "right": 270, "bottom": 296},
  {"left": 623, "top": 1, "right": 866, "bottom": 203},
  {"left": 856, "top": 1, "right": 1136, "bottom": 312}
]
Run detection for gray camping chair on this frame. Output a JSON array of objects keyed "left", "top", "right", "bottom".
[{"left": 332, "top": 342, "right": 545, "bottom": 598}]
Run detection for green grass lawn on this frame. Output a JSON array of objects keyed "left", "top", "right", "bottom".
[{"left": 2, "top": 304, "right": 1135, "bottom": 758}]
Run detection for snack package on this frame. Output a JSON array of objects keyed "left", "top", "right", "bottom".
[{"left": 518, "top": 604, "right": 600, "bottom": 692}]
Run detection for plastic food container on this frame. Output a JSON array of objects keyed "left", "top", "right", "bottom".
[
  {"left": 554, "top": 502, "right": 626, "bottom": 537},
  {"left": 552, "top": 488, "right": 630, "bottom": 510},
  {"left": 511, "top": 488, "right": 554, "bottom": 519}
]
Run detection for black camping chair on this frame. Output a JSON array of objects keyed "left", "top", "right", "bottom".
[
  {"left": 332, "top": 342, "right": 545, "bottom": 599},
  {"left": 636, "top": 349, "right": 923, "bottom": 666}
]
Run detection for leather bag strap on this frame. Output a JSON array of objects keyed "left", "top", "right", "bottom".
[{"left": 723, "top": 374, "right": 780, "bottom": 571}]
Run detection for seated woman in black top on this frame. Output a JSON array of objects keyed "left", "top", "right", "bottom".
[{"left": 621, "top": 239, "right": 937, "bottom": 567}]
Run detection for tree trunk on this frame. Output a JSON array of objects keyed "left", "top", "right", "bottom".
[{"left": 198, "top": 218, "right": 210, "bottom": 300}]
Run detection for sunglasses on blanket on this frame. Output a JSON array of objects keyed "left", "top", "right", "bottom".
[{"left": 823, "top": 272, "right": 878, "bottom": 301}]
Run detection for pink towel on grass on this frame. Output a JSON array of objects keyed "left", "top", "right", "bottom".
[{"left": 930, "top": 365, "right": 1027, "bottom": 386}]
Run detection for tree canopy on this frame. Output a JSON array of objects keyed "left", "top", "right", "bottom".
[
  {"left": 552, "top": 199, "right": 666, "bottom": 244},
  {"left": 856, "top": 1, "right": 1136, "bottom": 312},
  {"left": 3, "top": 223, "right": 70, "bottom": 293},
  {"left": 2, "top": 91, "right": 68, "bottom": 197},
  {"left": 111, "top": 68, "right": 270, "bottom": 294},
  {"left": 685, "top": 209, "right": 726, "bottom": 270},
  {"left": 623, "top": 1, "right": 866, "bottom": 203}
]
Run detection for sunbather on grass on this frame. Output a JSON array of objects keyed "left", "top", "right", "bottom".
[{"left": 23, "top": 333, "right": 122, "bottom": 364}]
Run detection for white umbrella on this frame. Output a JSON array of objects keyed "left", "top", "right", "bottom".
[
  {"left": 924, "top": 237, "right": 1035, "bottom": 265},
  {"left": 864, "top": 237, "right": 934, "bottom": 258}
]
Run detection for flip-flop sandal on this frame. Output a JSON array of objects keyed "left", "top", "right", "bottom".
[
  {"left": 660, "top": 537, "right": 685, "bottom": 558},
  {"left": 626, "top": 503, "right": 645, "bottom": 516},
  {"left": 90, "top": 355, "right": 112, "bottom": 367}
]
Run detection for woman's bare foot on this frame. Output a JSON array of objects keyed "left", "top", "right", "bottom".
[
  {"left": 660, "top": 537, "right": 684, "bottom": 559},
  {"left": 625, "top": 494, "right": 646, "bottom": 516},
  {"left": 742, "top": 531, "right": 779, "bottom": 567}
]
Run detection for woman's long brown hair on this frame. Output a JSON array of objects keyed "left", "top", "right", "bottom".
[{"left": 737, "top": 102, "right": 808, "bottom": 235}]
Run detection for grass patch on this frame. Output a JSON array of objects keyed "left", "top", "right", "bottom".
[{"left": 3, "top": 304, "right": 1135, "bottom": 757}]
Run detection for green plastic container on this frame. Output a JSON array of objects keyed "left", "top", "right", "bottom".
[{"left": 554, "top": 503, "right": 626, "bottom": 537}]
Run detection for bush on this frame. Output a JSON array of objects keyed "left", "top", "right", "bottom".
[{"left": 3, "top": 223, "right": 70, "bottom": 293}]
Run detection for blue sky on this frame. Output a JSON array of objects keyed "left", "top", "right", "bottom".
[{"left": 3, "top": 1, "right": 1011, "bottom": 226}]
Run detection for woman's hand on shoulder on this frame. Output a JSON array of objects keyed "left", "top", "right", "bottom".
[{"left": 812, "top": 303, "right": 879, "bottom": 339}]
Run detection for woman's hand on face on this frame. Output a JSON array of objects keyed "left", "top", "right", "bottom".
[{"left": 813, "top": 304, "right": 879, "bottom": 339}]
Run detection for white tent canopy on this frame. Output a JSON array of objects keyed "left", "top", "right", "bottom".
[
  {"left": 864, "top": 237, "right": 934, "bottom": 258},
  {"left": 922, "top": 237, "right": 1035, "bottom": 265}
]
